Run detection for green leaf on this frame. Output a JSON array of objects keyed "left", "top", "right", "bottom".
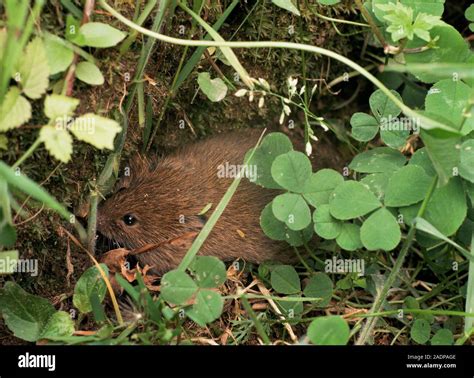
[
  {"left": 360, "top": 172, "right": 392, "bottom": 201},
  {"left": 77, "top": 22, "right": 126, "bottom": 48},
  {"left": 39, "top": 311, "right": 75, "bottom": 340},
  {"left": 303, "top": 272, "right": 333, "bottom": 307},
  {"left": 271, "top": 265, "right": 301, "bottom": 294},
  {"left": 39, "top": 125, "right": 73, "bottom": 163},
  {"left": 431, "top": 328, "right": 454, "bottom": 345},
  {"left": 409, "top": 147, "right": 436, "bottom": 176},
  {"left": 302, "top": 169, "right": 344, "bottom": 207},
  {"left": 271, "top": 151, "right": 312, "bottom": 193},
  {"left": 73, "top": 265, "right": 108, "bottom": 313},
  {"left": 350, "top": 112, "right": 379, "bottom": 142},
  {"left": 369, "top": 89, "right": 402, "bottom": 122},
  {"left": 44, "top": 94, "right": 80, "bottom": 121},
  {"left": 271, "top": 0, "right": 300, "bottom": 15},
  {"left": 360, "top": 208, "right": 401, "bottom": 251},
  {"left": 425, "top": 79, "right": 474, "bottom": 134},
  {"left": 313, "top": 204, "right": 342, "bottom": 240},
  {"left": 411, "top": 319, "right": 431, "bottom": 344},
  {"left": 329, "top": 181, "right": 381, "bottom": 220},
  {"left": 423, "top": 177, "right": 467, "bottom": 236},
  {"left": 466, "top": 4, "right": 474, "bottom": 32},
  {"left": 70, "top": 113, "right": 122, "bottom": 150},
  {"left": 186, "top": 289, "right": 223, "bottom": 326},
  {"left": 66, "top": 14, "right": 82, "bottom": 43},
  {"left": 336, "top": 223, "right": 363, "bottom": 251},
  {"left": 307, "top": 316, "right": 350, "bottom": 345},
  {"left": 0, "top": 250, "right": 18, "bottom": 273},
  {"left": 459, "top": 140, "right": 474, "bottom": 183},
  {"left": 373, "top": 0, "right": 445, "bottom": 22},
  {"left": 189, "top": 256, "right": 227, "bottom": 288},
  {"left": 0, "top": 281, "right": 56, "bottom": 342},
  {"left": 420, "top": 128, "right": 461, "bottom": 186},
  {"left": 260, "top": 203, "right": 314, "bottom": 246},
  {"left": 276, "top": 296, "right": 303, "bottom": 320},
  {"left": 76, "top": 61, "right": 105, "bottom": 86},
  {"left": 380, "top": 121, "right": 410, "bottom": 148},
  {"left": 17, "top": 37, "right": 49, "bottom": 99},
  {"left": 0, "top": 87, "right": 31, "bottom": 131},
  {"left": 349, "top": 147, "right": 406, "bottom": 173},
  {"left": 197, "top": 72, "right": 228, "bottom": 102},
  {"left": 44, "top": 34, "right": 74, "bottom": 75},
  {"left": 272, "top": 193, "right": 311, "bottom": 231},
  {"left": 161, "top": 270, "right": 197, "bottom": 305},
  {"left": 384, "top": 165, "right": 433, "bottom": 207},
  {"left": 245, "top": 132, "right": 293, "bottom": 189},
  {"left": 405, "top": 24, "right": 471, "bottom": 83}
]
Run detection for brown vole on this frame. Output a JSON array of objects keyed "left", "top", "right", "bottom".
[{"left": 96, "top": 129, "right": 344, "bottom": 274}]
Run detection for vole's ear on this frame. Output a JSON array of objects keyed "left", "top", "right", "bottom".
[{"left": 115, "top": 154, "right": 152, "bottom": 191}]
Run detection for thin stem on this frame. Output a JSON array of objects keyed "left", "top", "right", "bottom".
[
  {"left": 354, "top": 0, "right": 387, "bottom": 48},
  {"left": 98, "top": 0, "right": 455, "bottom": 133},
  {"left": 356, "top": 176, "right": 438, "bottom": 345},
  {"left": 12, "top": 137, "right": 42, "bottom": 169},
  {"left": 240, "top": 296, "right": 271, "bottom": 345}
]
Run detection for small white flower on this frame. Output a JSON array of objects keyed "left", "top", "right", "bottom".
[
  {"left": 299, "top": 85, "right": 306, "bottom": 95},
  {"left": 310, "top": 134, "right": 319, "bottom": 142},
  {"left": 283, "top": 105, "right": 291, "bottom": 116},
  {"left": 283, "top": 98, "right": 291, "bottom": 104},
  {"left": 311, "top": 84, "right": 318, "bottom": 95},
  {"left": 258, "top": 78, "right": 270, "bottom": 91},
  {"left": 279, "top": 111, "right": 285, "bottom": 125},
  {"left": 234, "top": 89, "right": 247, "bottom": 97},
  {"left": 288, "top": 76, "right": 298, "bottom": 97},
  {"left": 258, "top": 96, "right": 265, "bottom": 108},
  {"left": 305, "top": 141, "right": 312, "bottom": 156},
  {"left": 249, "top": 91, "right": 254, "bottom": 102}
]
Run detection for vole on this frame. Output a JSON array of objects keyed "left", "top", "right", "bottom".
[{"left": 96, "top": 129, "right": 344, "bottom": 274}]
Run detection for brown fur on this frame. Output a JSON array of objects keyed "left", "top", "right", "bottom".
[{"left": 96, "top": 129, "right": 344, "bottom": 274}]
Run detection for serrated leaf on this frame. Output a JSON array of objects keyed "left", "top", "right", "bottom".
[
  {"left": 39, "top": 125, "right": 73, "bottom": 163},
  {"left": 197, "top": 72, "right": 227, "bottom": 102},
  {"left": 360, "top": 208, "right": 401, "bottom": 251},
  {"left": 0, "top": 87, "right": 31, "bottom": 131},
  {"left": 17, "top": 38, "right": 49, "bottom": 99},
  {"left": 43, "top": 33, "right": 74, "bottom": 75},
  {"left": 76, "top": 61, "right": 104, "bottom": 86},
  {"left": 77, "top": 22, "right": 126, "bottom": 48},
  {"left": 44, "top": 94, "right": 79, "bottom": 121},
  {"left": 329, "top": 181, "right": 381, "bottom": 220},
  {"left": 70, "top": 113, "right": 121, "bottom": 150}
]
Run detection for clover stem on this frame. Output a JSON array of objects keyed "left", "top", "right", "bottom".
[{"left": 12, "top": 137, "right": 42, "bottom": 169}]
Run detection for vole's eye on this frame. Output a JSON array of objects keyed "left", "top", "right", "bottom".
[{"left": 122, "top": 214, "right": 137, "bottom": 226}]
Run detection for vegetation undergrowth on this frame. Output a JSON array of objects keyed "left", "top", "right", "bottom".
[{"left": 0, "top": 0, "right": 473, "bottom": 346}]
